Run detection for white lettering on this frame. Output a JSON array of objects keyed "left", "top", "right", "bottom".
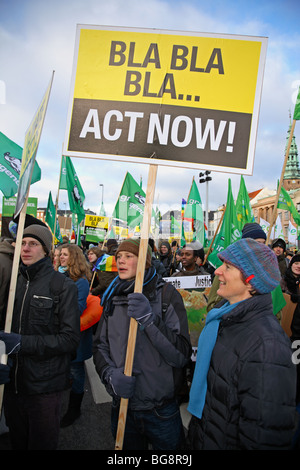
[
  {"left": 147, "top": 113, "right": 170, "bottom": 145},
  {"left": 78, "top": 107, "right": 236, "bottom": 153},
  {"left": 79, "top": 109, "right": 101, "bottom": 139},
  {"left": 195, "top": 118, "right": 226, "bottom": 151},
  {"left": 171, "top": 115, "right": 193, "bottom": 147},
  {"left": 125, "top": 111, "right": 144, "bottom": 142},
  {"left": 103, "top": 110, "right": 122, "bottom": 141}
]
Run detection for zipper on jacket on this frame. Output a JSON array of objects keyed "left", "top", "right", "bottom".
[
  {"left": 14, "top": 277, "right": 30, "bottom": 394},
  {"left": 33, "top": 294, "right": 52, "bottom": 301}
]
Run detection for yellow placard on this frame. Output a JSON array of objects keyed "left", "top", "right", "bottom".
[
  {"left": 84, "top": 214, "right": 109, "bottom": 229},
  {"left": 64, "top": 26, "right": 267, "bottom": 175},
  {"left": 75, "top": 29, "right": 261, "bottom": 114}
]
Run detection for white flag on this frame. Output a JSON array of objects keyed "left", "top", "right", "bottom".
[
  {"left": 259, "top": 217, "right": 270, "bottom": 235},
  {"left": 272, "top": 215, "right": 285, "bottom": 240},
  {"left": 288, "top": 220, "right": 297, "bottom": 245}
]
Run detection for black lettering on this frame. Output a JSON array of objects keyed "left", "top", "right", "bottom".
[
  {"left": 142, "top": 43, "right": 161, "bottom": 68},
  {"left": 190, "top": 46, "right": 205, "bottom": 72},
  {"left": 157, "top": 73, "right": 176, "bottom": 99},
  {"left": 128, "top": 42, "right": 142, "bottom": 67},
  {"left": 109, "top": 41, "right": 126, "bottom": 66},
  {"left": 143, "top": 72, "right": 157, "bottom": 97},
  {"left": 170, "top": 45, "right": 188, "bottom": 70},
  {"left": 205, "top": 48, "right": 224, "bottom": 74},
  {"left": 124, "top": 71, "right": 142, "bottom": 95}
]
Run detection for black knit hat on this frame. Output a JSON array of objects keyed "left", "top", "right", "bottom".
[
  {"left": 242, "top": 223, "right": 266, "bottom": 241},
  {"left": 271, "top": 238, "right": 286, "bottom": 251}
]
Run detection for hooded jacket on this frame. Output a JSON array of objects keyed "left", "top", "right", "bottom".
[
  {"left": 93, "top": 276, "right": 191, "bottom": 410},
  {"left": 8, "top": 257, "right": 80, "bottom": 395},
  {"left": 188, "top": 294, "right": 296, "bottom": 450}
]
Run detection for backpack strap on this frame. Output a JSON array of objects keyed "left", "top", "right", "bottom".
[{"left": 161, "top": 282, "right": 174, "bottom": 319}]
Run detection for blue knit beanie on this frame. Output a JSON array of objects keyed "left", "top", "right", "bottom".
[
  {"left": 218, "top": 238, "right": 281, "bottom": 294},
  {"left": 242, "top": 222, "right": 266, "bottom": 241}
]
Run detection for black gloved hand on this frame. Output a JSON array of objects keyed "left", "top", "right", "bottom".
[
  {"left": 106, "top": 367, "right": 136, "bottom": 398},
  {"left": 291, "top": 294, "right": 300, "bottom": 304},
  {"left": 0, "top": 331, "right": 21, "bottom": 354},
  {"left": 128, "top": 293, "right": 155, "bottom": 327}
]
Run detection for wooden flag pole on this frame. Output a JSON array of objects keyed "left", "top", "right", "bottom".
[
  {"left": 266, "top": 119, "right": 296, "bottom": 245},
  {"left": 114, "top": 164, "right": 158, "bottom": 451}
]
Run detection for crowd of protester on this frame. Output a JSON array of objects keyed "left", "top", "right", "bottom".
[{"left": 0, "top": 216, "right": 299, "bottom": 450}]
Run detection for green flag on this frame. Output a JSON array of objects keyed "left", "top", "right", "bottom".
[
  {"left": 235, "top": 175, "right": 255, "bottom": 230},
  {"left": 171, "top": 215, "right": 181, "bottom": 234},
  {"left": 278, "top": 185, "right": 300, "bottom": 225},
  {"left": 60, "top": 156, "right": 85, "bottom": 224},
  {"left": 208, "top": 179, "right": 241, "bottom": 268},
  {"left": 45, "top": 192, "right": 63, "bottom": 244},
  {"left": 293, "top": 87, "right": 300, "bottom": 120},
  {"left": 184, "top": 178, "right": 204, "bottom": 245},
  {"left": 0, "top": 132, "right": 41, "bottom": 198},
  {"left": 112, "top": 172, "right": 146, "bottom": 228},
  {"left": 59, "top": 156, "right": 68, "bottom": 190}
]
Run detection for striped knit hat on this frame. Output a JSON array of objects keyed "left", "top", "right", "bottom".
[
  {"left": 218, "top": 238, "right": 281, "bottom": 294},
  {"left": 116, "top": 238, "right": 152, "bottom": 269}
]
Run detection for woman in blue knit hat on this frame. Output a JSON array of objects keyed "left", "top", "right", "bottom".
[{"left": 188, "top": 238, "right": 297, "bottom": 450}]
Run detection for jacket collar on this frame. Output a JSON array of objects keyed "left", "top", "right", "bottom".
[
  {"left": 218, "top": 293, "right": 273, "bottom": 325},
  {"left": 20, "top": 256, "right": 52, "bottom": 281}
]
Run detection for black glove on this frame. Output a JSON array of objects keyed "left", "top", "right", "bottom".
[
  {"left": 291, "top": 294, "right": 300, "bottom": 303},
  {"left": 0, "top": 331, "right": 21, "bottom": 354},
  {"left": 0, "top": 364, "right": 10, "bottom": 384},
  {"left": 128, "top": 293, "right": 155, "bottom": 328},
  {"left": 105, "top": 367, "right": 136, "bottom": 398}
]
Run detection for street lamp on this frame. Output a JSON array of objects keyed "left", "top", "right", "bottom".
[
  {"left": 199, "top": 171, "right": 212, "bottom": 231},
  {"left": 99, "top": 184, "right": 105, "bottom": 216}
]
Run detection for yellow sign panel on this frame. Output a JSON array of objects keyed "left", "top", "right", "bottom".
[
  {"left": 84, "top": 214, "right": 109, "bottom": 229},
  {"left": 64, "top": 26, "right": 267, "bottom": 175},
  {"left": 75, "top": 30, "right": 260, "bottom": 114}
]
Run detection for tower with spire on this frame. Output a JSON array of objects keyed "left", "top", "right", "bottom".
[{"left": 283, "top": 114, "right": 300, "bottom": 190}]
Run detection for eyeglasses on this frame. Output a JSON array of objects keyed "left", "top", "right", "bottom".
[{"left": 21, "top": 241, "right": 42, "bottom": 248}]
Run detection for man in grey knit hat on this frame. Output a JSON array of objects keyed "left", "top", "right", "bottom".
[{"left": 0, "top": 224, "right": 80, "bottom": 450}]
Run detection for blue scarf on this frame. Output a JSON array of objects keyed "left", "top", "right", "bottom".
[
  {"left": 58, "top": 266, "right": 68, "bottom": 273},
  {"left": 188, "top": 300, "right": 242, "bottom": 419},
  {"left": 101, "top": 266, "right": 156, "bottom": 317}
]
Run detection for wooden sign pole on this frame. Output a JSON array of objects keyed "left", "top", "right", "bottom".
[{"left": 114, "top": 164, "right": 158, "bottom": 450}]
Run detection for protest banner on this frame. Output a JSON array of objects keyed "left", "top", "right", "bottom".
[
  {"left": 0, "top": 73, "right": 54, "bottom": 410},
  {"left": 14, "top": 73, "right": 54, "bottom": 218},
  {"left": 164, "top": 274, "right": 212, "bottom": 359},
  {"left": 64, "top": 25, "right": 267, "bottom": 175},
  {"left": 64, "top": 25, "right": 267, "bottom": 449},
  {"left": 84, "top": 214, "right": 109, "bottom": 243}
]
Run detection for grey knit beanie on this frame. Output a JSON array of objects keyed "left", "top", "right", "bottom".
[{"left": 23, "top": 224, "right": 52, "bottom": 255}]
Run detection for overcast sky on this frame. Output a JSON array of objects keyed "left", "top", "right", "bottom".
[{"left": 0, "top": 0, "right": 300, "bottom": 217}]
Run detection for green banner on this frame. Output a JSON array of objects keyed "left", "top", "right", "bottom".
[{"left": 0, "top": 132, "right": 41, "bottom": 198}]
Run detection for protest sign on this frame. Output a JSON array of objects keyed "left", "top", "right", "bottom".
[
  {"left": 164, "top": 275, "right": 212, "bottom": 359},
  {"left": 84, "top": 214, "right": 109, "bottom": 242},
  {"left": 64, "top": 25, "right": 267, "bottom": 175}
]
